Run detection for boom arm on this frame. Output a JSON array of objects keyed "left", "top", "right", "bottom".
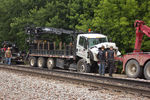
[
  {"left": 134, "top": 20, "right": 150, "bottom": 52},
  {"left": 26, "top": 27, "right": 83, "bottom": 35}
]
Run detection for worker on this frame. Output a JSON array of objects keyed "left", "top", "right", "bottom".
[
  {"left": 106, "top": 46, "right": 116, "bottom": 77},
  {"left": 5, "top": 47, "right": 12, "bottom": 65},
  {"left": 1, "top": 45, "right": 7, "bottom": 52},
  {"left": 97, "top": 45, "right": 106, "bottom": 76}
]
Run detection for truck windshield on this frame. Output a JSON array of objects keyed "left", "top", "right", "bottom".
[{"left": 88, "top": 38, "right": 107, "bottom": 48}]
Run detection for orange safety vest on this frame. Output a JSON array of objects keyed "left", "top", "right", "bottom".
[{"left": 5, "top": 50, "right": 12, "bottom": 58}]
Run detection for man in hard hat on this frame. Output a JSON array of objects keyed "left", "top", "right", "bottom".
[{"left": 5, "top": 47, "right": 12, "bottom": 65}]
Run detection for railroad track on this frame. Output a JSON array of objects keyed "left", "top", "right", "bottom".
[{"left": 0, "top": 64, "right": 150, "bottom": 97}]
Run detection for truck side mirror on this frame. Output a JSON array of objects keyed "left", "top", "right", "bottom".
[
  {"left": 84, "top": 41, "right": 87, "bottom": 49},
  {"left": 84, "top": 39, "right": 89, "bottom": 49},
  {"left": 86, "top": 40, "right": 89, "bottom": 49}
]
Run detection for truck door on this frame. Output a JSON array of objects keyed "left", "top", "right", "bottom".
[{"left": 76, "top": 36, "right": 88, "bottom": 59}]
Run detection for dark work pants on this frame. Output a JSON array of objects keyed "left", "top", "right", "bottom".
[{"left": 108, "top": 60, "right": 114, "bottom": 76}]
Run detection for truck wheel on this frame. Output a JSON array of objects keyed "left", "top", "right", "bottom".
[
  {"left": 47, "top": 58, "right": 55, "bottom": 70},
  {"left": 29, "top": 57, "right": 37, "bottom": 67},
  {"left": 125, "top": 60, "right": 142, "bottom": 78},
  {"left": 37, "top": 57, "right": 46, "bottom": 68},
  {"left": 77, "top": 59, "right": 90, "bottom": 73},
  {"left": 144, "top": 61, "right": 150, "bottom": 80}
]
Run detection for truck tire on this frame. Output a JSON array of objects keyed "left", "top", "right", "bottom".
[
  {"left": 29, "top": 57, "right": 37, "bottom": 67},
  {"left": 47, "top": 58, "right": 55, "bottom": 70},
  {"left": 125, "top": 60, "right": 142, "bottom": 78},
  {"left": 37, "top": 57, "right": 46, "bottom": 68},
  {"left": 77, "top": 59, "right": 90, "bottom": 73},
  {"left": 144, "top": 61, "right": 150, "bottom": 80}
]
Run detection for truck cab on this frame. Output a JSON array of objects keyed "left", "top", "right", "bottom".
[
  {"left": 76, "top": 33, "right": 107, "bottom": 59},
  {"left": 75, "top": 33, "right": 120, "bottom": 72}
]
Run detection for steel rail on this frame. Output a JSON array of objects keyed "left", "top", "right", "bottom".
[{"left": 0, "top": 64, "right": 150, "bottom": 97}]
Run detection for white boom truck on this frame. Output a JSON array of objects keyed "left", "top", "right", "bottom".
[{"left": 26, "top": 27, "right": 120, "bottom": 73}]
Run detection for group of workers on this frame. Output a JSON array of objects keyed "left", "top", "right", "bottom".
[
  {"left": 97, "top": 46, "right": 116, "bottom": 77},
  {"left": 1, "top": 45, "right": 12, "bottom": 65}
]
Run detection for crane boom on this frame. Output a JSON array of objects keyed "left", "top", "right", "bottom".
[
  {"left": 134, "top": 20, "right": 150, "bottom": 52},
  {"left": 26, "top": 27, "right": 83, "bottom": 35}
]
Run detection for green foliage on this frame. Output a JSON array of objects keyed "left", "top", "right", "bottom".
[
  {"left": 0, "top": 0, "right": 150, "bottom": 53},
  {"left": 92, "top": 0, "right": 140, "bottom": 53}
]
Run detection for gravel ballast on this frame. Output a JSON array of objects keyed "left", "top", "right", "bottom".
[{"left": 0, "top": 69, "right": 149, "bottom": 100}]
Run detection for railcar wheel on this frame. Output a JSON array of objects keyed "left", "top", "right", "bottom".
[
  {"left": 37, "top": 57, "right": 46, "bottom": 68},
  {"left": 0, "top": 57, "right": 5, "bottom": 64},
  {"left": 144, "top": 61, "right": 150, "bottom": 80},
  {"left": 125, "top": 60, "right": 142, "bottom": 78},
  {"left": 0, "top": 57, "right": 2, "bottom": 63},
  {"left": 29, "top": 57, "right": 37, "bottom": 67},
  {"left": 77, "top": 59, "right": 90, "bottom": 73},
  {"left": 47, "top": 58, "right": 55, "bottom": 70}
]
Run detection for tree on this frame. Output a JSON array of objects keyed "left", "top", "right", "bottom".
[{"left": 92, "top": 0, "right": 139, "bottom": 53}]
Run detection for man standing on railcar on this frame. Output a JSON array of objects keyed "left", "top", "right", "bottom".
[
  {"left": 106, "top": 46, "right": 116, "bottom": 77},
  {"left": 97, "top": 46, "right": 106, "bottom": 76}
]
